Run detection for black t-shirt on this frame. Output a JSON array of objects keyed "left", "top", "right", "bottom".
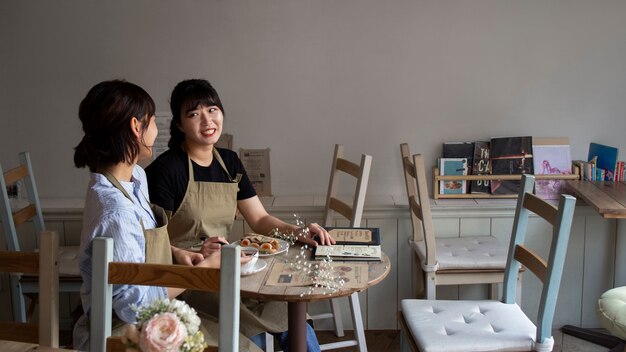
[{"left": 145, "top": 147, "right": 256, "bottom": 213}]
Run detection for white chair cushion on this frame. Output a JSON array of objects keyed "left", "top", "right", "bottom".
[
  {"left": 413, "top": 236, "right": 508, "bottom": 270},
  {"left": 597, "top": 286, "right": 626, "bottom": 340},
  {"left": 401, "top": 299, "right": 541, "bottom": 352}
]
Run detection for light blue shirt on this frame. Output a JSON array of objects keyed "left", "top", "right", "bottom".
[{"left": 73, "top": 165, "right": 167, "bottom": 349}]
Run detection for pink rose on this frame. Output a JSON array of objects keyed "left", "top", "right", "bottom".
[{"left": 139, "top": 312, "right": 188, "bottom": 352}]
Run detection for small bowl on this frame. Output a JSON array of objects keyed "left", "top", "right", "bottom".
[{"left": 240, "top": 247, "right": 259, "bottom": 272}]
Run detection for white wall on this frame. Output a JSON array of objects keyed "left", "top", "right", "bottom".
[{"left": 2, "top": 0, "right": 626, "bottom": 199}]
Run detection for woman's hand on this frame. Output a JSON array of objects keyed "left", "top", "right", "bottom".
[
  {"left": 200, "top": 236, "right": 229, "bottom": 257},
  {"left": 194, "top": 249, "right": 253, "bottom": 268},
  {"left": 171, "top": 246, "right": 204, "bottom": 266},
  {"left": 297, "top": 223, "right": 336, "bottom": 247},
  {"left": 195, "top": 251, "right": 221, "bottom": 268}
]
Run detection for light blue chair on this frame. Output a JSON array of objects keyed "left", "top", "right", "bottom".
[
  {"left": 0, "top": 152, "right": 81, "bottom": 322},
  {"left": 90, "top": 238, "right": 241, "bottom": 352},
  {"left": 399, "top": 175, "right": 576, "bottom": 352}
]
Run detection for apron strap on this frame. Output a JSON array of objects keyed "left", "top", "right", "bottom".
[
  {"left": 103, "top": 171, "right": 133, "bottom": 201},
  {"left": 102, "top": 171, "right": 148, "bottom": 230},
  {"left": 187, "top": 148, "right": 241, "bottom": 183}
]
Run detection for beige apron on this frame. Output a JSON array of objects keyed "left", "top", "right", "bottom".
[
  {"left": 103, "top": 172, "right": 172, "bottom": 264},
  {"left": 167, "top": 149, "right": 288, "bottom": 339},
  {"left": 168, "top": 148, "right": 240, "bottom": 247}
]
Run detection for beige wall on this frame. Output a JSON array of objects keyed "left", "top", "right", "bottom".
[{"left": 2, "top": 0, "right": 626, "bottom": 199}]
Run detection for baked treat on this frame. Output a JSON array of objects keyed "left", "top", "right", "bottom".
[{"left": 240, "top": 234, "right": 281, "bottom": 254}]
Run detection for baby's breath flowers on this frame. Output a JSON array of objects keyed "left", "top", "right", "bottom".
[
  {"left": 122, "top": 298, "right": 207, "bottom": 352},
  {"left": 268, "top": 214, "right": 310, "bottom": 245},
  {"left": 268, "top": 214, "right": 346, "bottom": 296}
]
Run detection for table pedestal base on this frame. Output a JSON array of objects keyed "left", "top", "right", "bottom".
[{"left": 288, "top": 302, "right": 307, "bottom": 352}]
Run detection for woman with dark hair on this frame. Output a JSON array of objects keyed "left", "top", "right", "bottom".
[
  {"left": 72, "top": 80, "right": 236, "bottom": 350},
  {"left": 146, "top": 79, "right": 332, "bottom": 351}
]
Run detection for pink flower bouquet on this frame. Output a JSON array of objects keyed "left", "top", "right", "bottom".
[{"left": 123, "top": 299, "right": 207, "bottom": 352}]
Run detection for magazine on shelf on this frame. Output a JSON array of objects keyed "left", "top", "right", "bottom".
[
  {"left": 471, "top": 141, "right": 491, "bottom": 194},
  {"left": 314, "top": 227, "right": 381, "bottom": 261},
  {"left": 490, "top": 136, "right": 534, "bottom": 195},
  {"left": 532, "top": 138, "right": 572, "bottom": 200},
  {"left": 438, "top": 158, "right": 468, "bottom": 194},
  {"left": 443, "top": 142, "right": 475, "bottom": 193}
]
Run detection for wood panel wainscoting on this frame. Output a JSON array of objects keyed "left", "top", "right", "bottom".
[{"left": 0, "top": 195, "right": 617, "bottom": 334}]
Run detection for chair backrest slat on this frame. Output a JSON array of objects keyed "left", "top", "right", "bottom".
[
  {"left": 3, "top": 164, "right": 28, "bottom": 185},
  {"left": 323, "top": 144, "right": 372, "bottom": 227},
  {"left": 513, "top": 244, "right": 547, "bottom": 282},
  {"left": 12, "top": 204, "right": 38, "bottom": 227},
  {"left": 523, "top": 193, "right": 559, "bottom": 226},
  {"left": 108, "top": 262, "right": 221, "bottom": 290}
]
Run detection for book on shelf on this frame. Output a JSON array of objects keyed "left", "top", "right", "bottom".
[
  {"left": 588, "top": 143, "right": 619, "bottom": 181},
  {"left": 314, "top": 227, "right": 381, "bottom": 261},
  {"left": 532, "top": 138, "right": 572, "bottom": 199},
  {"left": 443, "top": 142, "right": 475, "bottom": 165},
  {"left": 615, "top": 161, "right": 624, "bottom": 182},
  {"left": 490, "top": 136, "right": 534, "bottom": 195},
  {"left": 438, "top": 157, "right": 468, "bottom": 194},
  {"left": 443, "top": 142, "right": 475, "bottom": 192},
  {"left": 471, "top": 141, "right": 491, "bottom": 194}
]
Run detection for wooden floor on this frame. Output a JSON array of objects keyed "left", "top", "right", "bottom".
[{"left": 316, "top": 330, "right": 400, "bottom": 352}]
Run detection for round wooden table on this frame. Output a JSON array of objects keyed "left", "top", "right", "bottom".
[{"left": 239, "top": 244, "right": 391, "bottom": 352}]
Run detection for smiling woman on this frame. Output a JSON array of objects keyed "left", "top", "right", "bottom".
[{"left": 145, "top": 78, "right": 332, "bottom": 351}]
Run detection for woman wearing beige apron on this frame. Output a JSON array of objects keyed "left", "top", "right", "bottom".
[
  {"left": 146, "top": 79, "right": 335, "bottom": 351},
  {"left": 71, "top": 80, "right": 231, "bottom": 350}
]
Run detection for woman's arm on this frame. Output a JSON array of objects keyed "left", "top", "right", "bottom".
[{"left": 237, "top": 196, "right": 335, "bottom": 246}]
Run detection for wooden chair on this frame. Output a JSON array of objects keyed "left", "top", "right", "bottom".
[
  {"left": 313, "top": 144, "right": 372, "bottom": 351},
  {"left": 0, "top": 230, "right": 59, "bottom": 347},
  {"left": 90, "top": 238, "right": 240, "bottom": 352},
  {"left": 399, "top": 175, "right": 576, "bottom": 352},
  {"left": 400, "top": 144, "right": 511, "bottom": 300},
  {"left": 0, "top": 152, "right": 82, "bottom": 322}
]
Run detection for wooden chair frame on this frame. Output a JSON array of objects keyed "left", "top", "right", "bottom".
[
  {"left": 0, "top": 152, "right": 81, "bottom": 322},
  {"left": 400, "top": 144, "right": 510, "bottom": 300},
  {"left": 90, "top": 238, "right": 240, "bottom": 352},
  {"left": 313, "top": 144, "right": 372, "bottom": 352},
  {"left": 0, "top": 230, "right": 59, "bottom": 347}
]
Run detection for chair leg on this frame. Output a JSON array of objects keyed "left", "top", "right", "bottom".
[
  {"left": 489, "top": 283, "right": 499, "bottom": 300},
  {"left": 9, "top": 275, "right": 26, "bottom": 322},
  {"left": 425, "top": 274, "right": 436, "bottom": 300},
  {"left": 330, "top": 298, "right": 345, "bottom": 337},
  {"left": 349, "top": 293, "right": 367, "bottom": 352},
  {"left": 319, "top": 293, "right": 367, "bottom": 351},
  {"left": 264, "top": 332, "right": 274, "bottom": 351}
]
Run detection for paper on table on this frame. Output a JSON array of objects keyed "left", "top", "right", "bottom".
[
  {"left": 266, "top": 262, "right": 368, "bottom": 289},
  {"left": 328, "top": 228, "right": 372, "bottom": 243}
]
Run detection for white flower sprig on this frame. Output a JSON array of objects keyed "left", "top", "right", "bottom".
[
  {"left": 268, "top": 214, "right": 346, "bottom": 296},
  {"left": 123, "top": 298, "right": 207, "bottom": 352},
  {"left": 285, "top": 245, "right": 345, "bottom": 296},
  {"left": 267, "top": 214, "right": 310, "bottom": 245}
]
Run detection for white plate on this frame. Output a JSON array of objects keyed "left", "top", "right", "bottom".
[
  {"left": 241, "top": 258, "right": 267, "bottom": 276},
  {"left": 236, "top": 238, "right": 289, "bottom": 257}
]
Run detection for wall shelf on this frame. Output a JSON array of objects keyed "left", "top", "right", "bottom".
[{"left": 433, "top": 165, "right": 581, "bottom": 199}]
